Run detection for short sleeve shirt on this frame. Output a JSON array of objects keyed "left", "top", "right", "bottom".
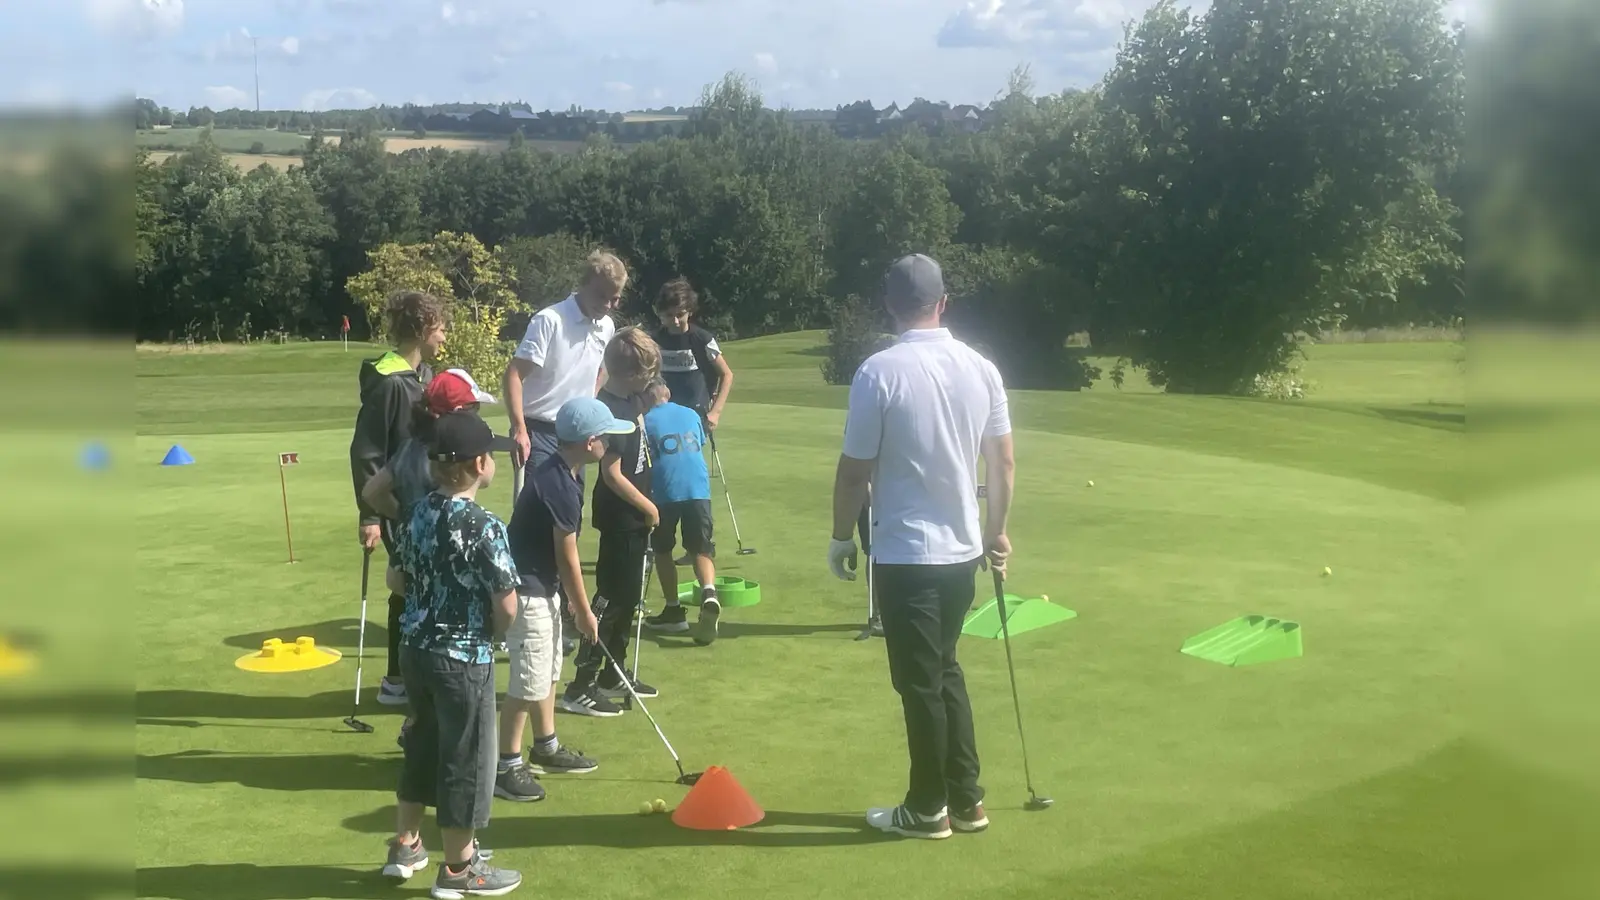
[
  {"left": 653, "top": 324, "right": 722, "bottom": 413},
  {"left": 396, "top": 493, "right": 520, "bottom": 664},
  {"left": 515, "top": 294, "right": 615, "bottom": 425},
  {"left": 841, "top": 328, "right": 1011, "bottom": 566},
  {"left": 591, "top": 388, "right": 651, "bottom": 532},
  {"left": 644, "top": 402, "right": 712, "bottom": 503},
  {"left": 508, "top": 454, "right": 584, "bottom": 597}
]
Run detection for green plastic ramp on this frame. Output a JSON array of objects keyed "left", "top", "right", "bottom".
[
  {"left": 1180, "top": 615, "right": 1302, "bottom": 666},
  {"left": 961, "top": 595, "right": 1076, "bottom": 639},
  {"left": 677, "top": 576, "right": 761, "bottom": 608}
]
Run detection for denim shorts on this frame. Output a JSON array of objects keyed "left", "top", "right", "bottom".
[{"left": 396, "top": 645, "right": 497, "bottom": 830}]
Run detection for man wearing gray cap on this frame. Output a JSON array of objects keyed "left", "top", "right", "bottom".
[{"left": 828, "top": 253, "right": 1015, "bottom": 840}]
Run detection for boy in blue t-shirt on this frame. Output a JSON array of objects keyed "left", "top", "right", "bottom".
[{"left": 639, "top": 380, "right": 723, "bottom": 645}]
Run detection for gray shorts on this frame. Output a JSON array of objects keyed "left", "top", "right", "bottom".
[{"left": 396, "top": 645, "right": 496, "bottom": 831}]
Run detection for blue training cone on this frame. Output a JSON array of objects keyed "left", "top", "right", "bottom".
[
  {"left": 79, "top": 441, "right": 111, "bottom": 471},
  {"left": 160, "top": 445, "right": 195, "bottom": 466}
]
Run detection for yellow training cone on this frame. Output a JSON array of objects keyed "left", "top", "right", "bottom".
[
  {"left": 0, "top": 638, "right": 36, "bottom": 677},
  {"left": 236, "top": 636, "right": 342, "bottom": 673}
]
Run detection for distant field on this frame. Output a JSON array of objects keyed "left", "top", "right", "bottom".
[
  {"left": 146, "top": 150, "right": 300, "bottom": 171},
  {"left": 136, "top": 128, "right": 314, "bottom": 154}
]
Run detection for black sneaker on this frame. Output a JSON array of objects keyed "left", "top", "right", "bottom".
[
  {"left": 430, "top": 855, "right": 521, "bottom": 899},
  {"left": 528, "top": 743, "right": 598, "bottom": 774},
  {"left": 865, "top": 804, "right": 953, "bottom": 840},
  {"left": 599, "top": 675, "right": 660, "bottom": 700},
  {"left": 493, "top": 763, "right": 545, "bottom": 802},
  {"left": 381, "top": 836, "right": 429, "bottom": 884},
  {"left": 694, "top": 597, "right": 721, "bottom": 646},
  {"left": 644, "top": 604, "right": 690, "bottom": 634},
  {"left": 951, "top": 803, "right": 989, "bottom": 833},
  {"left": 557, "top": 685, "right": 624, "bottom": 718}
]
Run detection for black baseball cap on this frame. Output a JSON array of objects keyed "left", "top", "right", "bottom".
[
  {"left": 883, "top": 254, "right": 946, "bottom": 312},
  {"left": 428, "top": 409, "right": 517, "bottom": 462}
]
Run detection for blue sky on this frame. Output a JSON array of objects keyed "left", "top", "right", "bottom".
[{"left": 10, "top": 0, "right": 1471, "bottom": 112}]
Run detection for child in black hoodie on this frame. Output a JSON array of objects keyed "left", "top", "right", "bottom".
[{"left": 350, "top": 290, "right": 448, "bottom": 713}]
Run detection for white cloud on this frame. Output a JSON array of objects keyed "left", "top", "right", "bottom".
[
  {"left": 604, "top": 81, "right": 635, "bottom": 94},
  {"left": 441, "top": 2, "right": 456, "bottom": 21},
  {"left": 937, "top": 0, "right": 1124, "bottom": 51},
  {"left": 301, "top": 87, "right": 378, "bottom": 110},
  {"left": 280, "top": 36, "right": 300, "bottom": 55},
  {"left": 753, "top": 51, "right": 778, "bottom": 74},
  {"left": 204, "top": 85, "right": 251, "bottom": 108},
  {"left": 86, "top": 0, "right": 184, "bottom": 39}
]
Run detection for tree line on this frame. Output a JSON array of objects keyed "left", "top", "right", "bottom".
[{"left": 131, "top": 0, "right": 1467, "bottom": 395}]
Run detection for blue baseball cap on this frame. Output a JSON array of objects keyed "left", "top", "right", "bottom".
[{"left": 556, "top": 397, "right": 636, "bottom": 443}]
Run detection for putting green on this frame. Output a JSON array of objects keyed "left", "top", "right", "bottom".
[{"left": 84, "top": 333, "right": 1586, "bottom": 898}]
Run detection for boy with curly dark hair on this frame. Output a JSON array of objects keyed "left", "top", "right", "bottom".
[{"left": 351, "top": 289, "right": 449, "bottom": 712}]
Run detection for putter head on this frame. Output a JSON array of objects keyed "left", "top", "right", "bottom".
[
  {"left": 737, "top": 548, "right": 758, "bottom": 556},
  {"left": 343, "top": 717, "right": 374, "bottom": 734},
  {"left": 676, "top": 771, "right": 704, "bottom": 786},
  {"left": 1024, "top": 795, "right": 1054, "bottom": 811},
  {"left": 854, "top": 629, "right": 873, "bottom": 642}
]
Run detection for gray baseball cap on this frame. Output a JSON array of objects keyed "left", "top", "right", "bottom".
[{"left": 883, "top": 254, "right": 946, "bottom": 311}]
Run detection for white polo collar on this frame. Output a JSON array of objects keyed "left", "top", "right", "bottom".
[{"left": 898, "top": 327, "right": 953, "bottom": 343}]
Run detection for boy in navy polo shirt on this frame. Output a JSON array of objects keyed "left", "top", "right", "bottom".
[
  {"left": 640, "top": 380, "right": 724, "bottom": 645},
  {"left": 496, "top": 397, "right": 636, "bottom": 800}
]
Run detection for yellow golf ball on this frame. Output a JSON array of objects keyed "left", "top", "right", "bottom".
[
  {"left": 1040, "top": 594, "right": 1050, "bottom": 602},
  {"left": 1086, "top": 480, "right": 1095, "bottom": 487},
  {"left": 1322, "top": 566, "right": 1333, "bottom": 577},
  {"left": 638, "top": 801, "right": 654, "bottom": 816},
  {"left": 652, "top": 798, "right": 668, "bottom": 813}
]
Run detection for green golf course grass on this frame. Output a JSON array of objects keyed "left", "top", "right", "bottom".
[{"left": 111, "top": 332, "right": 1591, "bottom": 898}]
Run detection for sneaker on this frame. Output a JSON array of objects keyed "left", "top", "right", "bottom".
[
  {"left": 377, "top": 677, "right": 408, "bottom": 707},
  {"left": 599, "top": 675, "right": 660, "bottom": 700},
  {"left": 870, "top": 616, "right": 884, "bottom": 637},
  {"left": 557, "top": 685, "right": 625, "bottom": 718},
  {"left": 951, "top": 803, "right": 989, "bottom": 833},
  {"left": 381, "top": 836, "right": 429, "bottom": 883},
  {"left": 430, "top": 856, "right": 521, "bottom": 899},
  {"left": 644, "top": 604, "right": 690, "bottom": 634},
  {"left": 694, "top": 597, "right": 721, "bottom": 646},
  {"left": 528, "top": 743, "right": 598, "bottom": 775},
  {"left": 866, "top": 804, "right": 953, "bottom": 840},
  {"left": 493, "top": 763, "right": 545, "bottom": 802}
]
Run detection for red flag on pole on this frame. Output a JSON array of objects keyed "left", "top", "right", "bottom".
[{"left": 341, "top": 315, "right": 351, "bottom": 334}]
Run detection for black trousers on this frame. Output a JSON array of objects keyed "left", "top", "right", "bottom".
[
  {"left": 876, "top": 559, "right": 985, "bottom": 816},
  {"left": 379, "top": 520, "right": 404, "bottom": 680},
  {"left": 571, "top": 528, "right": 649, "bottom": 690}
]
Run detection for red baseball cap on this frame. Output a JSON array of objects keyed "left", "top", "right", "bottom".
[{"left": 425, "top": 369, "right": 497, "bottom": 417}]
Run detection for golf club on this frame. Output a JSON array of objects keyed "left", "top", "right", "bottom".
[
  {"left": 343, "top": 546, "right": 376, "bottom": 734},
  {"left": 594, "top": 640, "right": 703, "bottom": 786},
  {"left": 702, "top": 426, "right": 755, "bottom": 556},
  {"left": 855, "top": 500, "right": 878, "bottom": 641},
  {"left": 992, "top": 567, "right": 1052, "bottom": 810},
  {"left": 630, "top": 549, "right": 651, "bottom": 686}
]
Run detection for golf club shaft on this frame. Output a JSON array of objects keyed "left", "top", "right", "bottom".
[
  {"left": 993, "top": 568, "right": 1040, "bottom": 795},
  {"left": 866, "top": 500, "right": 875, "bottom": 621},
  {"left": 632, "top": 549, "right": 651, "bottom": 682},
  {"left": 704, "top": 428, "right": 747, "bottom": 549},
  {"left": 352, "top": 548, "right": 373, "bottom": 711},
  {"left": 596, "top": 640, "right": 684, "bottom": 768}
]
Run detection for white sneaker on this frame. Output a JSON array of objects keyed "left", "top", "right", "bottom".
[{"left": 866, "top": 804, "right": 952, "bottom": 839}]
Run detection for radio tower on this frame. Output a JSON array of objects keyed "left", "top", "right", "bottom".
[{"left": 253, "top": 36, "right": 261, "bottom": 111}]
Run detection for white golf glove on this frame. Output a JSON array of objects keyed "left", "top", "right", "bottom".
[{"left": 828, "top": 538, "right": 859, "bottom": 581}]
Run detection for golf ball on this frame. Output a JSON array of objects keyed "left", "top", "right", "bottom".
[
  {"left": 638, "top": 801, "right": 655, "bottom": 816},
  {"left": 1322, "top": 567, "right": 1333, "bottom": 577},
  {"left": 652, "top": 798, "right": 668, "bottom": 813},
  {"left": 1086, "top": 480, "right": 1094, "bottom": 487},
  {"left": 1040, "top": 594, "right": 1050, "bottom": 602}
]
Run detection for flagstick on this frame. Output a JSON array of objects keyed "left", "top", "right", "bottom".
[{"left": 279, "top": 462, "right": 296, "bottom": 564}]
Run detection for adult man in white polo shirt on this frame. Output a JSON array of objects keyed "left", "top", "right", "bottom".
[
  {"left": 502, "top": 251, "right": 625, "bottom": 489},
  {"left": 829, "top": 253, "right": 1015, "bottom": 841}
]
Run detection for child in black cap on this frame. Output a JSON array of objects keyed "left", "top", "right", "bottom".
[{"left": 381, "top": 408, "right": 524, "bottom": 898}]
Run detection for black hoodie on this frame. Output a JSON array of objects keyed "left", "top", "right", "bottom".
[{"left": 350, "top": 350, "right": 433, "bottom": 527}]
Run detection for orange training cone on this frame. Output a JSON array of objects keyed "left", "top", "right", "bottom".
[{"left": 670, "top": 766, "right": 764, "bottom": 831}]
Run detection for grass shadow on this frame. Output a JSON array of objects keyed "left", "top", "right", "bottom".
[
  {"left": 1, "top": 867, "right": 129, "bottom": 900},
  {"left": 640, "top": 621, "right": 864, "bottom": 650},
  {"left": 137, "top": 864, "right": 395, "bottom": 900},
  {"left": 0, "top": 754, "right": 130, "bottom": 786},
  {"left": 222, "top": 618, "right": 382, "bottom": 651},
  {"left": 136, "top": 689, "right": 403, "bottom": 722},
  {"left": 0, "top": 689, "right": 129, "bottom": 721},
  {"left": 342, "top": 805, "right": 893, "bottom": 849},
  {"left": 137, "top": 751, "right": 398, "bottom": 792},
  {"left": 1368, "top": 405, "right": 1467, "bottom": 432}
]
